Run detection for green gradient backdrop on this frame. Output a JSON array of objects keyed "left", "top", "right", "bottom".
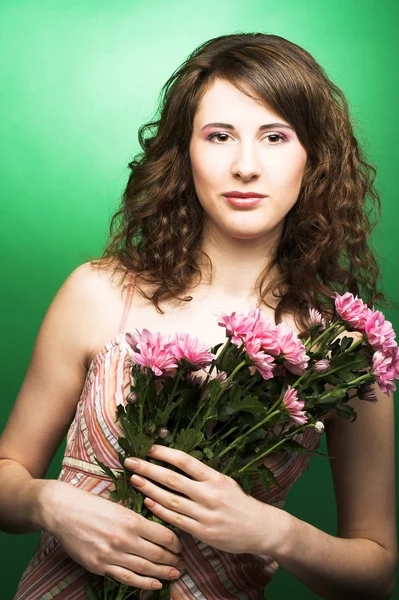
[{"left": 1, "top": 1, "right": 398, "bottom": 598}]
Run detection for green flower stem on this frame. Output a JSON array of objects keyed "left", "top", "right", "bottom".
[
  {"left": 186, "top": 394, "right": 208, "bottom": 430},
  {"left": 310, "top": 359, "right": 368, "bottom": 383},
  {"left": 221, "top": 452, "right": 239, "bottom": 475},
  {"left": 290, "top": 369, "right": 313, "bottom": 390},
  {"left": 206, "top": 420, "right": 233, "bottom": 442},
  {"left": 139, "top": 377, "right": 149, "bottom": 433},
  {"left": 187, "top": 354, "right": 248, "bottom": 431},
  {"left": 115, "top": 585, "right": 129, "bottom": 600},
  {"left": 307, "top": 322, "right": 345, "bottom": 352},
  {"left": 201, "top": 338, "right": 233, "bottom": 389},
  {"left": 347, "top": 373, "right": 373, "bottom": 386},
  {"left": 238, "top": 422, "right": 315, "bottom": 473},
  {"left": 218, "top": 425, "right": 239, "bottom": 442},
  {"left": 288, "top": 324, "right": 364, "bottom": 393},
  {"left": 165, "top": 367, "right": 184, "bottom": 411},
  {"left": 201, "top": 358, "right": 248, "bottom": 425},
  {"left": 215, "top": 409, "right": 281, "bottom": 459},
  {"left": 303, "top": 335, "right": 312, "bottom": 347},
  {"left": 185, "top": 344, "right": 236, "bottom": 430},
  {"left": 242, "top": 374, "right": 260, "bottom": 394},
  {"left": 216, "top": 337, "right": 233, "bottom": 371},
  {"left": 317, "top": 372, "right": 372, "bottom": 403},
  {"left": 171, "top": 417, "right": 181, "bottom": 440}
]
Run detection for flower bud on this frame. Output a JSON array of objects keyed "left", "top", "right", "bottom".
[
  {"left": 314, "top": 359, "right": 330, "bottom": 373},
  {"left": 158, "top": 427, "right": 169, "bottom": 439},
  {"left": 314, "top": 421, "right": 325, "bottom": 433},
  {"left": 126, "top": 392, "right": 137, "bottom": 404},
  {"left": 216, "top": 371, "right": 228, "bottom": 384}
]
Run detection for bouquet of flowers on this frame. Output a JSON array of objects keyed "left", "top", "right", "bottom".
[{"left": 84, "top": 292, "right": 398, "bottom": 600}]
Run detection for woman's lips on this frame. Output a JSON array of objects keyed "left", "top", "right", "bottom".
[{"left": 223, "top": 195, "right": 263, "bottom": 208}]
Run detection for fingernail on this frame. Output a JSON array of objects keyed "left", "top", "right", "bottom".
[{"left": 169, "top": 568, "right": 181, "bottom": 579}]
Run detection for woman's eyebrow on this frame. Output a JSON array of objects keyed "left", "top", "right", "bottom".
[{"left": 201, "top": 122, "right": 294, "bottom": 131}]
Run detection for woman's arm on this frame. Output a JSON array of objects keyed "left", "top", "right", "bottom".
[
  {"left": 0, "top": 263, "right": 95, "bottom": 533},
  {"left": 262, "top": 368, "right": 397, "bottom": 600}
]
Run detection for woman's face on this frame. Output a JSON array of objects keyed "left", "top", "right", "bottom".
[{"left": 189, "top": 78, "right": 308, "bottom": 241}]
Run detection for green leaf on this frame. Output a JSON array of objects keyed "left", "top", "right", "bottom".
[
  {"left": 175, "top": 428, "right": 204, "bottom": 453},
  {"left": 133, "top": 433, "right": 155, "bottom": 458},
  {"left": 319, "top": 387, "right": 348, "bottom": 402},
  {"left": 335, "top": 403, "right": 357, "bottom": 422},
  {"left": 190, "top": 450, "right": 204, "bottom": 460},
  {"left": 245, "top": 428, "right": 269, "bottom": 444},
  {"left": 340, "top": 335, "right": 355, "bottom": 351},
  {"left": 230, "top": 394, "right": 265, "bottom": 416},
  {"left": 240, "top": 473, "right": 254, "bottom": 493},
  {"left": 258, "top": 464, "right": 281, "bottom": 491},
  {"left": 93, "top": 457, "right": 115, "bottom": 480},
  {"left": 103, "top": 575, "right": 119, "bottom": 591},
  {"left": 278, "top": 440, "right": 329, "bottom": 458},
  {"left": 203, "top": 447, "right": 214, "bottom": 459},
  {"left": 84, "top": 582, "right": 102, "bottom": 600},
  {"left": 210, "top": 342, "right": 224, "bottom": 354},
  {"left": 335, "top": 370, "right": 358, "bottom": 383},
  {"left": 109, "top": 490, "right": 120, "bottom": 503},
  {"left": 258, "top": 468, "right": 270, "bottom": 494},
  {"left": 118, "top": 437, "right": 132, "bottom": 454},
  {"left": 119, "top": 416, "right": 138, "bottom": 447},
  {"left": 205, "top": 457, "right": 221, "bottom": 469}
]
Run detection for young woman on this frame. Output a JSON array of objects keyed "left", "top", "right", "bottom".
[{"left": 1, "top": 32, "right": 397, "bottom": 599}]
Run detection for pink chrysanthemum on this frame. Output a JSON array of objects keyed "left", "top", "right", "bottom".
[
  {"left": 334, "top": 292, "right": 368, "bottom": 329},
  {"left": 364, "top": 308, "right": 397, "bottom": 352},
  {"left": 126, "top": 329, "right": 178, "bottom": 377},
  {"left": 357, "top": 384, "right": 378, "bottom": 403},
  {"left": 282, "top": 385, "right": 308, "bottom": 425},
  {"left": 373, "top": 348, "right": 398, "bottom": 396},
  {"left": 216, "top": 309, "right": 259, "bottom": 345},
  {"left": 245, "top": 337, "right": 275, "bottom": 380},
  {"left": 309, "top": 308, "right": 326, "bottom": 330},
  {"left": 274, "top": 322, "right": 310, "bottom": 375},
  {"left": 172, "top": 332, "right": 215, "bottom": 370}
]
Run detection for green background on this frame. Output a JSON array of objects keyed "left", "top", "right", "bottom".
[{"left": 1, "top": 0, "right": 398, "bottom": 598}]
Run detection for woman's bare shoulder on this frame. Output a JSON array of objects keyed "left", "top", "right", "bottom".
[{"left": 67, "top": 260, "right": 135, "bottom": 362}]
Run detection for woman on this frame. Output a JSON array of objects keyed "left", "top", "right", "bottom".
[{"left": 0, "top": 32, "right": 397, "bottom": 599}]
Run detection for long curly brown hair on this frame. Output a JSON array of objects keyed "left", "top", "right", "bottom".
[{"left": 90, "top": 32, "right": 396, "bottom": 339}]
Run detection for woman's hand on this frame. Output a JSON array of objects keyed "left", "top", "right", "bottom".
[
  {"left": 40, "top": 480, "right": 185, "bottom": 591},
  {"left": 124, "top": 445, "right": 287, "bottom": 555}
]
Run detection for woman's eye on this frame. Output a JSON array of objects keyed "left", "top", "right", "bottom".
[{"left": 207, "top": 132, "right": 286, "bottom": 144}]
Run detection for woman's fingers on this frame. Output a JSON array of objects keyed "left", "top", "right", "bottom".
[
  {"left": 131, "top": 474, "right": 202, "bottom": 521},
  {"left": 125, "top": 456, "right": 200, "bottom": 500},
  {"left": 103, "top": 564, "right": 164, "bottom": 591},
  {"left": 132, "top": 536, "right": 186, "bottom": 570},
  {"left": 112, "top": 551, "right": 183, "bottom": 582},
  {"left": 135, "top": 513, "right": 183, "bottom": 556}
]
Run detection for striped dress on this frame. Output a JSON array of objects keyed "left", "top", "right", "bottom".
[{"left": 15, "top": 274, "right": 329, "bottom": 600}]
